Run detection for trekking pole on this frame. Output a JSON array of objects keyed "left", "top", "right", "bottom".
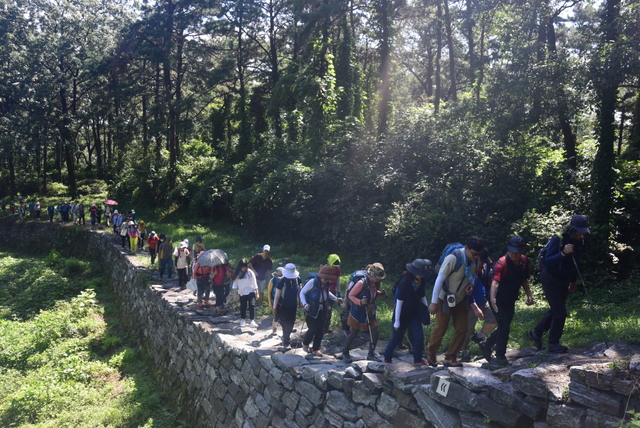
[
  {"left": 364, "top": 309, "right": 374, "bottom": 348},
  {"left": 571, "top": 257, "right": 609, "bottom": 348}
]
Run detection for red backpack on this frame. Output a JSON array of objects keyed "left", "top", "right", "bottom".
[
  {"left": 195, "top": 265, "right": 212, "bottom": 279},
  {"left": 212, "top": 265, "right": 229, "bottom": 286}
]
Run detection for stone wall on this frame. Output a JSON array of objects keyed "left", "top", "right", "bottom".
[{"left": 0, "top": 218, "right": 638, "bottom": 428}]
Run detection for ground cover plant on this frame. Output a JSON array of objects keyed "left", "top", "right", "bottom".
[{"left": 0, "top": 250, "right": 186, "bottom": 428}]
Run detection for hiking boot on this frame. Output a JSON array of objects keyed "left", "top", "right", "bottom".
[
  {"left": 460, "top": 349, "right": 471, "bottom": 362},
  {"left": 470, "top": 332, "right": 484, "bottom": 345},
  {"left": 443, "top": 359, "right": 463, "bottom": 367},
  {"left": 426, "top": 354, "right": 438, "bottom": 367},
  {"left": 527, "top": 330, "right": 544, "bottom": 351},
  {"left": 341, "top": 351, "right": 353, "bottom": 364},
  {"left": 480, "top": 342, "right": 493, "bottom": 361},
  {"left": 492, "top": 357, "right": 509, "bottom": 367},
  {"left": 548, "top": 344, "right": 568, "bottom": 353}
]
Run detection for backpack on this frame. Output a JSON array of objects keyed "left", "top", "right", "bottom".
[
  {"left": 305, "top": 272, "right": 318, "bottom": 282},
  {"left": 434, "top": 242, "right": 467, "bottom": 294},
  {"left": 212, "top": 265, "right": 228, "bottom": 286},
  {"left": 536, "top": 233, "right": 563, "bottom": 272},
  {"left": 495, "top": 255, "right": 528, "bottom": 279},
  {"left": 342, "top": 270, "right": 368, "bottom": 309}
]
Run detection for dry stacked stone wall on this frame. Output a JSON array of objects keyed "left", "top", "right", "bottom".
[{"left": 0, "top": 218, "right": 638, "bottom": 428}]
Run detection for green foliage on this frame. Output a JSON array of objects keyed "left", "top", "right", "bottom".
[{"left": 0, "top": 252, "right": 186, "bottom": 428}]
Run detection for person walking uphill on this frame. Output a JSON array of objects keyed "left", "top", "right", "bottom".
[
  {"left": 384, "top": 259, "right": 433, "bottom": 364},
  {"left": 173, "top": 242, "right": 190, "bottom": 289},
  {"left": 341, "top": 263, "right": 387, "bottom": 363},
  {"left": 273, "top": 263, "right": 302, "bottom": 349},
  {"left": 300, "top": 265, "right": 342, "bottom": 356},
  {"left": 322, "top": 254, "right": 342, "bottom": 334},
  {"left": 528, "top": 215, "right": 589, "bottom": 353},
  {"left": 249, "top": 245, "right": 273, "bottom": 306},
  {"left": 192, "top": 252, "right": 212, "bottom": 308},
  {"left": 427, "top": 236, "right": 485, "bottom": 367},
  {"left": 158, "top": 237, "right": 174, "bottom": 279},
  {"left": 233, "top": 259, "right": 259, "bottom": 328},
  {"left": 481, "top": 236, "right": 534, "bottom": 365}
]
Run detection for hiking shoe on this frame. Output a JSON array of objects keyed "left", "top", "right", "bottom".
[
  {"left": 470, "top": 332, "right": 484, "bottom": 345},
  {"left": 303, "top": 345, "right": 311, "bottom": 353},
  {"left": 444, "top": 359, "right": 463, "bottom": 367},
  {"left": 313, "top": 350, "right": 323, "bottom": 357},
  {"left": 493, "top": 357, "right": 509, "bottom": 367},
  {"left": 527, "top": 330, "right": 544, "bottom": 351},
  {"left": 417, "top": 360, "right": 430, "bottom": 365},
  {"left": 204, "top": 300, "right": 210, "bottom": 307},
  {"left": 548, "top": 344, "right": 568, "bottom": 353},
  {"left": 239, "top": 319, "right": 245, "bottom": 327},
  {"left": 384, "top": 359, "right": 393, "bottom": 364},
  {"left": 341, "top": 351, "right": 353, "bottom": 364},
  {"left": 460, "top": 350, "right": 471, "bottom": 362},
  {"left": 480, "top": 342, "right": 492, "bottom": 361},
  {"left": 426, "top": 355, "right": 438, "bottom": 367},
  {"left": 249, "top": 320, "right": 258, "bottom": 328},
  {"left": 197, "top": 301, "right": 203, "bottom": 308}
]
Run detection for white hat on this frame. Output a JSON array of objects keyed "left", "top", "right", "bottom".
[
  {"left": 128, "top": 221, "right": 134, "bottom": 225},
  {"left": 131, "top": 209, "right": 135, "bottom": 214},
  {"left": 179, "top": 242, "right": 188, "bottom": 248},
  {"left": 282, "top": 263, "right": 299, "bottom": 279},
  {"left": 114, "top": 210, "right": 118, "bottom": 214},
  {"left": 263, "top": 244, "right": 271, "bottom": 251}
]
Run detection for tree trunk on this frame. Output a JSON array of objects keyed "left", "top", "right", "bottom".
[
  {"left": 435, "top": 2, "right": 442, "bottom": 113},
  {"left": 377, "top": 0, "right": 391, "bottom": 138},
  {"left": 443, "top": 0, "right": 456, "bottom": 101}
]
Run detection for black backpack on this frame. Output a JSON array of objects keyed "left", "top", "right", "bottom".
[{"left": 536, "top": 232, "right": 563, "bottom": 272}]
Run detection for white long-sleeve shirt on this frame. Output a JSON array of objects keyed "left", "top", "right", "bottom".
[{"left": 233, "top": 269, "right": 259, "bottom": 296}]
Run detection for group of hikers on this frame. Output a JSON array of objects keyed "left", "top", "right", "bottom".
[
  {"left": 2, "top": 198, "right": 115, "bottom": 227},
  {"left": 140, "top": 214, "right": 590, "bottom": 368}
]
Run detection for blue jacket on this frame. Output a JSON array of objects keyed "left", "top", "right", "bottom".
[{"left": 544, "top": 233, "right": 584, "bottom": 282}]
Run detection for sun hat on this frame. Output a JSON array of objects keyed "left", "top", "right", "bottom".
[
  {"left": 406, "top": 259, "right": 433, "bottom": 277},
  {"left": 283, "top": 263, "right": 299, "bottom": 279},
  {"left": 507, "top": 236, "right": 525, "bottom": 253},
  {"left": 263, "top": 244, "right": 271, "bottom": 251},
  {"left": 150, "top": 231, "right": 157, "bottom": 237},
  {"left": 571, "top": 215, "right": 590, "bottom": 234},
  {"left": 367, "top": 263, "right": 386, "bottom": 280},
  {"left": 179, "top": 242, "right": 188, "bottom": 248}
]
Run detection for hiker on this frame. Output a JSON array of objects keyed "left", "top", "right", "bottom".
[
  {"left": 322, "top": 254, "right": 342, "bottom": 334},
  {"left": 232, "top": 259, "right": 259, "bottom": 328},
  {"left": 383, "top": 259, "right": 432, "bottom": 364},
  {"left": 47, "top": 204, "right": 55, "bottom": 222},
  {"left": 158, "top": 237, "right": 173, "bottom": 279},
  {"left": 96, "top": 205, "right": 103, "bottom": 224},
  {"left": 481, "top": 236, "right": 534, "bottom": 365},
  {"left": 126, "top": 221, "right": 138, "bottom": 251},
  {"left": 89, "top": 204, "right": 98, "bottom": 226},
  {"left": 9, "top": 202, "right": 15, "bottom": 216},
  {"left": 72, "top": 201, "right": 80, "bottom": 224},
  {"left": 173, "top": 241, "right": 190, "bottom": 289},
  {"left": 299, "top": 265, "right": 342, "bottom": 356},
  {"left": 192, "top": 237, "right": 205, "bottom": 259},
  {"left": 273, "top": 263, "right": 302, "bottom": 349},
  {"left": 340, "top": 263, "right": 387, "bottom": 363},
  {"left": 137, "top": 221, "right": 146, "bottom": 250},
  {"left": 112, "top": 210, "right": 122, "bottom": 234},
  {"left": 267, "top": 267, "right": 284, "bottom": 315},
  {"left": 192, "top": 251, "right": 212, "bottom": 308},
  {"left": 426, "top": 236, "right": 485, "bottom": 367},
  {"left": 146, "top": 231, "right": 160, "bottom": 264},
  {"left": 528, "top": 215, "right": 589, "bottom": 353},
  {"left": 78, "top": 203, "right": 86, "bottom": 225},
  {"left": 119, "top": 220, "right": 129, "bottom": 248},
  {"left": 249, "top": 245, "right": 273, "bottom": 306},
  {"left": 459, "top": 250, "right": 497, "bottom": 362},
  {"left": 211, "top": 262, "right": 232, "bottom": 309},
  {"left": 34, "top": 202, "right": 41, "bottom": 220},
  {"left": 28, "top": 200, "right": 35, "bottom": 218},
  {"left": 104, "top": 204, "right": 112, "bottom": 226}
]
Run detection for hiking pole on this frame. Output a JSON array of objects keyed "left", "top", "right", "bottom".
[{"left": 571, "top": 257, "right": 610, "bottom": 348}]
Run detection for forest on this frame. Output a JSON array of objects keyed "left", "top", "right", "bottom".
[{"left": 0, "top": 0, "right": 639, "bottom": 272}]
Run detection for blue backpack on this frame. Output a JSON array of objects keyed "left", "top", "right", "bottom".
[
  {"left": 435, "top": 243, "right": 465, "bottom": 273},
  {"left": 342, "top": 270, "right": 368, "bottom": 309}
]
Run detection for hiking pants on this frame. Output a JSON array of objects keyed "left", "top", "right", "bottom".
[
  {"left": 485, "top": 298, "right": 516, "bottom": 359},
  {"left": 149, "top": 248, "right": 157, "bottom": 264},
  {"left": 279, "top": 306, "right": 297, "bottom": 346},
  {"left": 533, "top": 269, "right": 569, "bottom": 345},
  {"left": 212, "top": 285, "right": 226, "bottom": 307},
  {"left": 384, "top": 317, "right": 424, "bottom": 363},
  {"left": 303, "top": 309, "right": 326, "bottom": 352},
  {"left": 159, "top": 259, "right": 172, "bottom": 278},
  {"left": 177, "top": 268, "right": 188, "bottom": 289},
  {"left": 427, "top": 297, "right": 469, "bottom": 361},
  {"left": 197, "top": 278, "right": 211, "bottom": 303},
  {"left": 239, "top": 292, "right": 256, "bottom": 320}
]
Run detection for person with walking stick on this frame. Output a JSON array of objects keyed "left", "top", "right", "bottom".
[
  {"left": 340, "top": 263, "right": 387, "bottom": 363},
  {"left": 528, "top": 215, "right": 589, "bottom": 353}
]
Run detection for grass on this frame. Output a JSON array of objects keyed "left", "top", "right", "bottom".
[{"left": 0, "top": 250, "right": 186, "bottom": 428}]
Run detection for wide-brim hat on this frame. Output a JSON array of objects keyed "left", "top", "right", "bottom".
[
  {"left": 367, "top": 262, "right": 386, "bottom": 280},
  {"left": 406, "top": 259, "right": 433, "bottom": 277},
  {"left": 283, "top": 263, "right": 299, "bottom": 279}
]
